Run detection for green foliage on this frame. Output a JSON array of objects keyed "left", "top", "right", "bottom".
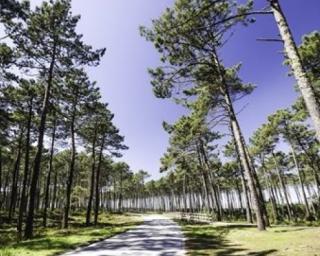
[{"left": 292, "top": 31, "right": 320, "bottom": 118}]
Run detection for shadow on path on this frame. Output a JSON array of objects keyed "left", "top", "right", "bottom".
[{"left": 62, "top": 215, "right": 185, "bottom": 256}]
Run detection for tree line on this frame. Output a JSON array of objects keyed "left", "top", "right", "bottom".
[
  {"left": 0, "top": 0, "right": 319, "bottom": 240},
  {"left": 136, "top": 0, "right": 320, "bottom": 231},
  {"left": 0, "top": 0, "right": 129, "bottom": 240}
]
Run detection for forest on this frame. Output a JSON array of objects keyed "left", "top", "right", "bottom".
[{"left": 0, "top": 0, "right": 319, "bottom": 255}]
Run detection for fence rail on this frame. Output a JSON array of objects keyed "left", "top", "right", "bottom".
[{"left": 180, "top": 212, "right": 214, "bottom": 223}]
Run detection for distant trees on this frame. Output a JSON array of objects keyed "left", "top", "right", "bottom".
[
  {"left": 139, "top": 0, "right": 320, "bottom": 229},
  {"left": 0, "top": 0, "right": 319, "bottom": 243},
  {"left": 141, "top": 0, "right": 267, "bottom": 230}
]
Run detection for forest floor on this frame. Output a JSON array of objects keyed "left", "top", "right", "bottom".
[
  {"left": 0, "top": 212, "right": 143, "bottom": 256},
  {"left": 179, "top": 220, "right": 320, "bottom": 256}
]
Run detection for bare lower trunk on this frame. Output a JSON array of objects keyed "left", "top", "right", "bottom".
[
  {"left": 199, "top": 141, "right": 222, "bottom": 220},
  {"left": 94, "top": 135, "right": 105, "bottom": 225},
  {"left": 9, "top": 130, "right": 23, "bottom": 222},
  {"left": 17, "top": 100, "right": 33, "bottom": 240},
  {"left": 272, "top": 153, "right": 293, "bottom": 221},
  {"left": 212, "top": 49, "right": 265, "bottom": 230},
  {"left": 64, "top": 117, "right": 76, "bottom": 228},
  {"left": 51, "top": 169, "right": 57, "bottom": 211},
  {"left": 25, "top": 41, "right": 56, "bottom": 239},
  {"left": 261, "top": 157, "right": 278, "bottom": 222},
  {"left": 86, "top": 125, "right": 98, "bottom": 225},
  {"left": 239, "top": 163, "right": 253, "bottom": 223},
  {"left": 0, "top": 148, "right": 2, "bottom": 208},
  {"left": 43, "top": 118, "right": 56, "bottom": 227},
  {"left": 289, "top": 143, "right": 311, "bottom": 219}
]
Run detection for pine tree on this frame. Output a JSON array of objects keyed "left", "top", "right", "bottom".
[{"left": 10, "top": 0, "right": 105, "bottom": 238}]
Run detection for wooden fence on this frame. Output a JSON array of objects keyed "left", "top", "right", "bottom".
[{"left": 180, "top": 212, "right": 214, "bottom": 223}]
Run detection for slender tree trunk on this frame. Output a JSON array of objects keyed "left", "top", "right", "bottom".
[
  {"left": 182, "top": 173, "right": 187, "bottom": 212},
  {"left": 212, "top": 50, "right": 265, "bottom": 230},
  {"left": 3, "top": 172, "right": 10, "bottom": 209},
  {"left": 270, "top": 0, "right": 320, "bottom": 141},
  {"left": 261, "top": 157, "right": 278, "bottom": 222},
  {"left": 238, "top": 162, "right": 253, "bottom": 223},
  {"left": 9, "top": 130, "right": 23, "bottom": 222},
  {"left": 0, "top": 148, "right": 2, "bottom": 208},
  {"left": 199, "top": 141, "right": 222, "bottom": 220},
  {"left": 118, "top": 170, "right": 123, "bottom": 212},
  {"left": 289, "top": 143, "right": 311, "bottom": 218},
  {"left": 235, "top": 181, "right": 243, "bottom": 210},
  {"left": 244, "top": 145, "right": 270, "bottom": 226},
  {"left": 43, "top": 118, "right": 57, "bottom": 227},
  {"left": 94, "top": 135, "right": 105, "bottom": 225},
  {"left": 25, "top": 42, "right": 56, "bottom": 239},
  {"left": 51, "top": 169, "right": 57, "bottom": 211},
  {"left": 272, "top": 152, "right": 293, "bottom": 221},
  {"left": 17, "top": 100, "right": 33, "bottom": 240},
  {"left": 196, "top": 144, "right": 213, "bottom": 213},
  {"left": 64, "top": 115, "right": 76, "bottom": 229},
  {"left": 86, "top": 124, "right": 98, "bottom": 225}
]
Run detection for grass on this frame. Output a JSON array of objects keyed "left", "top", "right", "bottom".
[
  {"left": 179, "top": 220, "right": 320, "bottom": 256},
  {"left": 0, "top": 212, "right": 143, "bottom": 256}
]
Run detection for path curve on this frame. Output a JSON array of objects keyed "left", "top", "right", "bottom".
[{"left": 62, "top": 215, "right": 185, "bottom": 256}]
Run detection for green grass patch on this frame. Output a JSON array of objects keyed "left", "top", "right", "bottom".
[
  {"left": 179, "top": 220, "right": 320, "bottom": 255},
  {"left": 0, "top": 213, "right": 143, "bottom": 256}
]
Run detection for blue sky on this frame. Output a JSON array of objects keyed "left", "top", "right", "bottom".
[{"left": 32, "top": 1, "right": 320, "bottom": 178}]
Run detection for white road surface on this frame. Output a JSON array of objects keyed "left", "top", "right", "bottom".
[{"left": 61, "top": 215, "right": 186, "bottom": 256}]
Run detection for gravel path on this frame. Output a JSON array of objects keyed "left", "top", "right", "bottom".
[{"left": 62, "top": 215, "right": 186, "bottom": 256}]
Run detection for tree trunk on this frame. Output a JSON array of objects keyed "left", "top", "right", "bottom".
[
  {"left": 289, "top": 142, "right": 311, "bottom": 219},
  {"left": 94, "top": 135, "right": 105, "bottom": 225},
  {"left": 25, "top": 42, "right": 56, "bottom": 239},
  {"left": 196, "top": 144, "right": 213, "bottom": 213},
  {"left": 118, "top": 170, "right": 123, "bottom": 212},
  {"left": 212, "top": 49, "right": 265, "bottom": 230},
  {"left": 17, "top": 99, "right": 33, "bottom": 240},
  {"left": 86, "top": 124, "right": 98, "bottom": 225},
  {"left": 43, "top": 118, "right": 56, "bottom": 227},
  {"left": 272, "top": 152, "right": 293, "bottom": 221},
  {"left": 51, "top": 169, "right": 57, "bottom": 211},
  {"left": 238, "top": 162, "right": 253, "bottom": 223},
  {"left": 64, "top": 114, "right": 76, "bottom": 229},
  {"left": 0, "top": 148, "right": 2, "bottom": 208},
  {"left": 270, "top": 0, "right": 320, "bottom": 142},
  {"left": 8, "top": 130, "right": 23, "bottom": 222},
  {"left": 199, "top": 141, "right": 222, "bottom": 220},
  {"left": 261, "top": 157, "right": 278, "bottom": 222},
  {"left": 244, "top": 144, "right": 270, "bottom": 226}
]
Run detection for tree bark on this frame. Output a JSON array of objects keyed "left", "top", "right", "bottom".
[
  {"left": 25, "top": 41, "right": 56, "bottom": 239},
  {"left": 272, "top": 152, "right": 293, "bottom": 221},
  {"left": 211, "top": 49, "right": 265, "bottom": 230},
  {"left": 289, "top": 142, "right": 311, "bottom": 219},
  {"left": 94, "top": 135, "right": 105, "bottom": 225},
  {"left": 17, "top": 99, "right": 33, "bottom": 240},
  {"left": 43, "top": 117, "right": 57, "bottom": 227},
  {"left": 64, "top": 113, "right": 76, "bottom": 229},
  {"left": 270, "top": 0, "right": 320, "bottom": 142},
  {"left": 0, "top": 148, "right": 2, "bottom": 208},
  {"left": 51, "top": 168, "right": 57, "bottom": 211},
  {"left": 86, "top": 124, "right": 98, "bottom": 225},
  {"left": 8, "top": 130, "right": 23, "bottom": 222}
]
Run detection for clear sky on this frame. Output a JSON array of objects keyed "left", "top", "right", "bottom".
[{"left": 31, "top": 0, "right": 320, "bottom": 179}]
